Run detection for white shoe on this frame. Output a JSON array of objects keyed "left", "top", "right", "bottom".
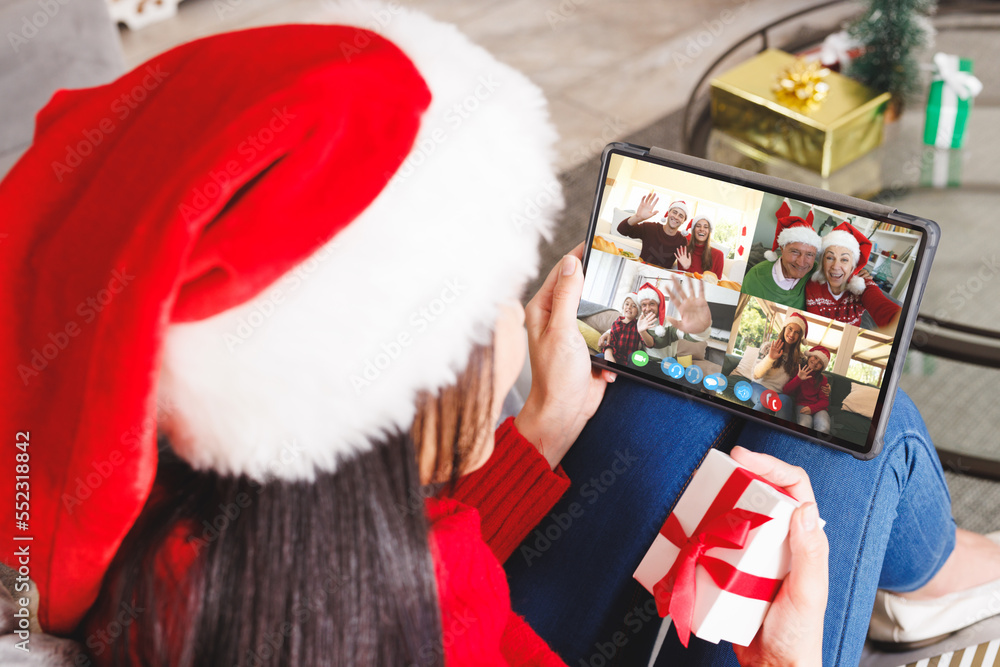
[{"left": 868, "top": 531, "right": 1000, "bottom": 650}]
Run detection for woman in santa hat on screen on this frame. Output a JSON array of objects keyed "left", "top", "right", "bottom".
[
  {"left": 675, "top": 212, "right": 725, "bottom": 279},
  {"left": 805, "top": 221, "right": 902, "bottom": 332},
  {"left": 2, "top": 6, "right": 1000, "bottom": 667}
]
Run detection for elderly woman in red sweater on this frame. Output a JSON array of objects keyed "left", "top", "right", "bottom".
[
  {"left": 805, "top": 222, "right": 901, "bottom": 332},
  {"left": 675, "top": 212, "right": 725, "bottom": 278}
]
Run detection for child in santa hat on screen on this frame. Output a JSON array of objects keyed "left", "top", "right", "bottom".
[
  {"left": 782, "top": 346, "right": 833, "bottom": 434},
  {"left": 601, "top": 293, "right": 644, "bottom": 366}
]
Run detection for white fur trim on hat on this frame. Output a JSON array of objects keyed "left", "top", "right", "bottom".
[
  {"left": 666, "top": 200, "right": 690, "bottom": 219},
  {"left": 636, "top": 286, "right": 661, "bottom": 305},
  {"left": 776, "top": 225, "right": 822, "bottom": 251},
  {"left": 784, "top": 310, "right": 808, "bottom": 335},
  {"left": 157, "top": 4, "right": 562, "bottom": 481},
  {"left": 691, "top": 213, "right": 713, "bottom": 232},
  {"left": 811, "top": 267, "right": 867, "bottom": 295},
  {"left": 764, "top": 249, "right": 779, "bottom": 263},
  {"left": 653, "top": 325, "right": 666, "bottom": 337},
  {"left": 820, "top": 230, "right": 860, "bottom": 265},
  {"left": 807, "top": 346, "right": 831, "bottom": 365}
]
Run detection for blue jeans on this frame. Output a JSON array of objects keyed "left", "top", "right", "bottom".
[{"left": 504, "top": 377, "right": 955, "bottom": 666}]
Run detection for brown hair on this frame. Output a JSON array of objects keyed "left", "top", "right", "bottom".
[
  {"left": 411, "top": 341, "right": 495, "bottom": 486},
  {"left": 775, "top": 324, "right": 804, "bottom": 377},
  {"left": 687, "top": 220, "right": 713, "bottom": 272}
]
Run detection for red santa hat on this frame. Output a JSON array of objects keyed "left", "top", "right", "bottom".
[
  {"left": 764, "top": 200, "right": 821, "bottom": 263},
  {"left": 806, "top": 345, "right": 832, "bottom": 367},
  {"left": 664, "top": 199, "right": 690, "bottom": 221},
  {"left": 784, "top": 310, "right": 809, "bottom": 337},
  {"left": 685, "top": 212, "right": 713, "bottom": 235},
  {"left": 811, "top": 221, "right": 872, "bottom": 295},
  {"left": 623, "top": 292, "right": 640, "bottom": 312},
  {"left": 0, "top": 12, "right": 560, "bottom": 634},
  {"left": 635, "top": 282, "right": 668, "bottom": 336}
]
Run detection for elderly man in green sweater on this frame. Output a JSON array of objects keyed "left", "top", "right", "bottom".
[{"left": 741, "top": 201, "right": 822, "bottom": 309}]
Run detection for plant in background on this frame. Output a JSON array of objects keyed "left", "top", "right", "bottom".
[
  {"left": 846, "top": 0, "right": 936, "bottom": 114},
  {"left": 734, "top": 300, "right": 768, "bottom": 352}
]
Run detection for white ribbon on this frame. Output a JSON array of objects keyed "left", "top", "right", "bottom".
[
  {"left": 933, "top": 52, "right": 983, "bottom": 100},
  {"left": 932, "top": 53, "right": 982, "bottom": 149},
  {"left": 819, "top": 31, "right": 861, "bottom": 67}
]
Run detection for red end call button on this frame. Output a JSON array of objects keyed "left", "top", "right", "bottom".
[{"left": 761, "top": 390, "right": 782, "bottom": 412}]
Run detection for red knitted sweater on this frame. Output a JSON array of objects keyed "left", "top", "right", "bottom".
[
  {"left": 430, "top": 417, "right": 571, "bottom": 666},
  {"left": 82, "top": 418, "right": 570, "bottom": 666},
  {"left": 804, "top": 276, "right": 900, "bottom": 327},
  {"left": 686, "top": 241, "right": 725, "bottom": 278}
]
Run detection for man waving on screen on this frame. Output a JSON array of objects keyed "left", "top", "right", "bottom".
[{"left": 615, "top": 192, "right": 690, "bottom": 269}]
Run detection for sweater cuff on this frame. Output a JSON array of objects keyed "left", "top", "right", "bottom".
[{"left": 444, "top": 417, "right": 570, "bottom": 563}]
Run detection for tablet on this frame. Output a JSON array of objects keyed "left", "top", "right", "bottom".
[{"left": 579, "top": 143, "right": 939, "bottom": 459}]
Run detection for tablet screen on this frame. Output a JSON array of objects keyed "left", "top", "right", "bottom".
[{"left": 581, "top": 149, "right": 926, "bottom": 454}]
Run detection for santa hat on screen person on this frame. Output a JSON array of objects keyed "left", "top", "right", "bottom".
[
  {"left": 685, "top": 213, "right": 713, "bottom": 235},
  {"left": 764, "top": 199, "right": 821, "bottom": 263},
  {"left": 0, "top": 10, "right": 561, "bottom": 634},
  {"left": 623, "top": 293, "right": 640, "bottom": 313},
  {"left": 664, "top": 200, "right": 690, "bottom": 221},
  {"left": 806, "top": 345, "right": 831, "bottom": 368},
  {"left": 784, "top": 310, "right": 809, "bottom": 337},
  {"left": 635, "top": 282, "right": 668, "bottom": 336},
  {"left": 811, "top": 220, "right": 873, "bottom": 295}
]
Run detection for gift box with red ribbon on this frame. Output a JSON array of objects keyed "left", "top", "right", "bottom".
[{"left": 633, "top": 449, "right": 801, "bottom": 648}]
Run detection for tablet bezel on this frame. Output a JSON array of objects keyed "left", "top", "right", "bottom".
[{"left": 581, "top": 143, "right": 940, "bottom": 459}]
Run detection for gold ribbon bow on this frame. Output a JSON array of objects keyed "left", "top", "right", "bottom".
[{"left": 773, "top": 58, "right": 831, "bottom": 109}]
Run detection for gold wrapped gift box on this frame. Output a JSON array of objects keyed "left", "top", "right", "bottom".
[{"left": 710, "top": 49, "right": 891, "bottom": 177}]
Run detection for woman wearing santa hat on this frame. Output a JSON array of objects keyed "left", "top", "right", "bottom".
[
  {"left": 2, "top": 7, "right": 1000, "bottom": 667},
  {"left": 805, "top": 221, "right": 902, "bottom": 332},
  {"left": 749, "top": 311, "right": 809, "bottom": 421},
  {"left": 675, "top": 213, "right": 725, "bottom": 278}
]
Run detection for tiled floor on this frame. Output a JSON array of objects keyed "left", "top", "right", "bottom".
[{"left": 115, "top": 0, "right": 849, "bottom": 170}]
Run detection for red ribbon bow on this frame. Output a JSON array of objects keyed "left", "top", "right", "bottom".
[{"left": 651, "top": 466, "right": 793, "bottom": 647}]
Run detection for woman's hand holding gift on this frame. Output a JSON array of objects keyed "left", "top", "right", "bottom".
[{"left": 730, "top": 447, "right": 828, "bottom": 667}]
